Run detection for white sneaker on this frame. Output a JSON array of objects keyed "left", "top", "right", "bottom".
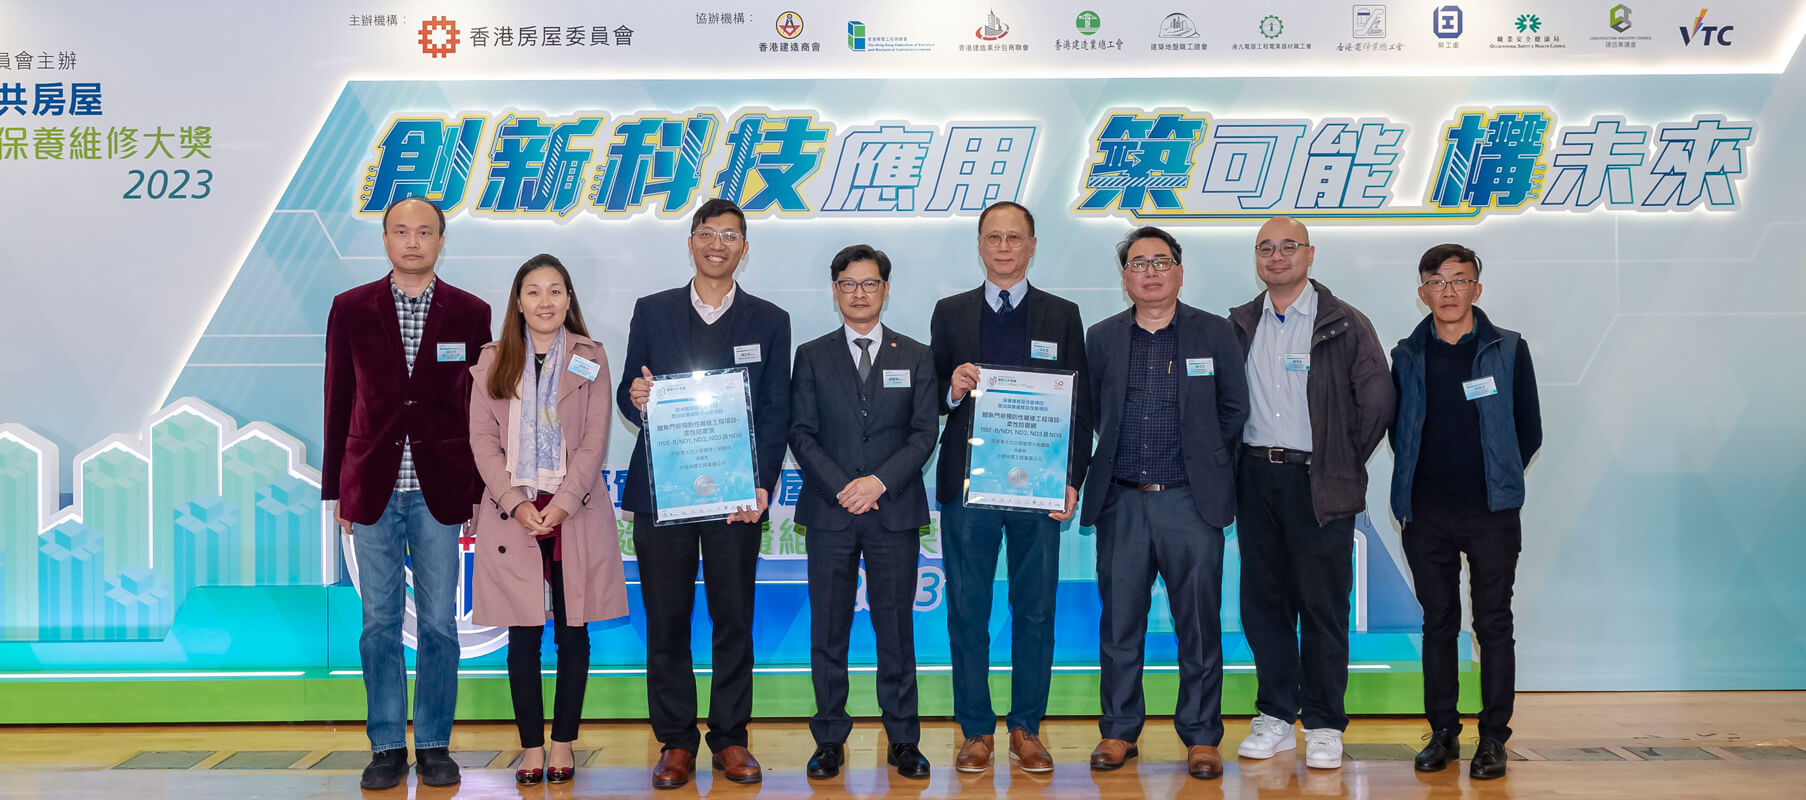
[
  {"left": 1304, "top": 728, "right": 1344, "bottom": 769},
  {"left": 1237, "top": 714, "right": 1297, "bottom": 759}
]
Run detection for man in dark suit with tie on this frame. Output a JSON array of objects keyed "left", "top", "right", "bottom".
[
  {"left": 1082, "top": 226, "right": 1249, "bottom": 781},
  {"left": 789, "top": 244, "right": 938, "bottom": 781},
  {"left": 617, "top": 198, "right": 791, "bottom": 790},
  {"left": 323, "top": 196, "right": 492, "bottom": 790},
  {"left": 929, "top": 201, "right": 1089, "bottom": 774}
]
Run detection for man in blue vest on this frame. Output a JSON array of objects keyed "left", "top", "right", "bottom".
[{"left": 1388, "top": 243, "right": 1542, "bottom": 781}]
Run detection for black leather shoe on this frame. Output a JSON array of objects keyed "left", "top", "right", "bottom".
[
  {"left": 1415, "top": 728, "right": 1460, "bottom": 772},
  {"left": 414, "top": 747, "right": 461, "bottom": 787},
  {"left": 806, "top": 743, "right": 844, "bottom": 779},
  {"left": 888, "top": 743, "right": 931, "bottom": 780},
  {"left": 1470, "top": 738, "right": 1508, "bottom": 780},
  {"left": 360, "top": 748, "right": 409, "bottom": 790}
]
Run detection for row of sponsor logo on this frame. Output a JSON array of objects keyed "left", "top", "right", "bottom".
[{"left": 410, "top": 7, "right": 1743, "bottom": 57}]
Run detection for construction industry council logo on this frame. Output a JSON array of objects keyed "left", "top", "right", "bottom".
[
  {"left": 976, "top": 9, "right": 1009, "bottom": 41},
  {"left": 1610, "top": 4, "right": 1632, "bottom": 32},
  {"left": 1679, "top": 9, "right": 1733, "bottom": 45},
  {"left": 418, "top": 15, "right": 460, "bottom": 57},
  {"left": 776, "top": 11, "right": 804, "bottom": 40}
]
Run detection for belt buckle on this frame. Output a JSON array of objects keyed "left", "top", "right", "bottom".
[
  {"left": 1143, "top": 482, "right": 1161, "bottom": 492},
  {"left": 1267, "top": 448, "right": 1285, "bottom": 465}
]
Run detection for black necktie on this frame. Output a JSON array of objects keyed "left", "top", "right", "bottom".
[{"left": 997, "top": 289, "right": 1014, "bottom": 314}]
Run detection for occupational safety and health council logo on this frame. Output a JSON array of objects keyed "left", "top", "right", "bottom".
[{"left": 418, "top": 15, "right": 460, "bottom": 57}]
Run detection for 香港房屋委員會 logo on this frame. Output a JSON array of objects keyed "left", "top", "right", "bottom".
[
  {"left": 1679, "top": 9, "right": 1734, "bottom": 46},
  {"left": 1159, "top": 12, "right": 1197, "bottom": 38},
  {"left": 1076, "top": 10, "right": 1101, "bottom": 36},
  {"left": 976, "top": 9, "right": 1009, "bottom": 41},
  {"left": 1353, "top": 5, "right": 1388, "bottom": 38},
  {"left": 1515, "top": 13, "right": 1542, "bottom": 34},
  {"left": 1432, "top": 5, "right": 1463, "bottom": 38},
  {"left": 417, "top": 15, "right": 460, "bottom": 57},
  {"left": 777, "top": 11, "right": 804, "bottom": 40},
  {"left": 1260, "top": 15, "right": 1284, "bottom": 39}
]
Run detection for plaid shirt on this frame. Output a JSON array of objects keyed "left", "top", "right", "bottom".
[
  {"left": 1112, "top": 319, "right": 1185, "bottom": 484},
  {"left": 391, "top": 277, "right": 435, "bottom": 493}
]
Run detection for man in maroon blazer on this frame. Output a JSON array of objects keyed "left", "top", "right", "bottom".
[{"left": 322, "top": 197, "right": 492, "bottom": 790}]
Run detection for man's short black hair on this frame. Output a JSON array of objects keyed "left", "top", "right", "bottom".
[
  {"left": 977, "top": 201, "right": 1035, "bottom": 236},
  {"left": 1116, "top": 226, "right": 1183, "bottom": 268},
  {"left": 1418, "top": 243, "right": 1482, "bottom": 279},
  {"left": 382, "top": 196, "right": 445, "bottom": 235},
  {"left": 829, "top": 244, "right": 891, "bottom": 281},
  {"left": 690, "top": 198, "right": 748, "bottom": 235}
]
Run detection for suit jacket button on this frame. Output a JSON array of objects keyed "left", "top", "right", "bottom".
[
  {"left": 862, "top": 436, "right": 870, "bottom": 442},
  {"left": 498, "top": 545, "right": 507, "bottom": 554},
  {"left": 393, "top": 440, "right": 402, "bottom": 447},
  {"left": 500, "top": 511, "right": 509, "bottom": 520}
]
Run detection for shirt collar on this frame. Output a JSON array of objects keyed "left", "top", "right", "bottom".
[
  {"left": 844, "top": 322, "right": 885, "bottom": 349},
  {"left": 1263, "top": 280, "right": 1317, "bottom": 320},
  {"left": 391, "top": 275, "right": 435, "bottom": 304},
  {"left": 690, "top": 280, "right": 737, "bottom": 314},
  {"left": 983, "top": 278, "right": 1028, "bottom": 311}
]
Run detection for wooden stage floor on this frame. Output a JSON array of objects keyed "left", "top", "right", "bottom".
[{"left": 0, "top": 692, "right": 1801, "bottom": 798}]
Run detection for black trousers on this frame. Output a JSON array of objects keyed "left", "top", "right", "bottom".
[
  {"left": 506, "top": 549, "right": 590, "bottom": 748},
  {"left": 805, "top": 514, "right": 920, "bottom": 745},
  {"left": 1403, "top": 511, "right": 1521, "bottom": 742},
  {"left": 632, "top": 517, "right": 760, "bottom": 753},
  {"left": 1237, "top": 456, "right": 1355, "bottom": 731},
  {"left": 1096, "top": 485, "right": 1226, "bottom": 747}
]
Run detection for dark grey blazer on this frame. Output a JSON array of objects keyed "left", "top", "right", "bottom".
[
  {"left": 1081, "top": 302, "right": 1251, "bottom": 529},
  {"left": 788, "top": 325, "right": 939, "bottom": 531}
]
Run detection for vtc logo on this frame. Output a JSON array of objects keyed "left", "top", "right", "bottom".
[{"left": 1679, "top": 9, "right": 1733, "bottom": 46}]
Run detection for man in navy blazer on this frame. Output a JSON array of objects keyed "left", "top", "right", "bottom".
[
  {"left": 929, "top": 202, "right": 1089, "bottom": 774},
  {"left": 789, "top": 245, "right": 938, "bottom": 781},
  {"left": 1081, "top": 227, "right": 1249, "bottom": 781},
  {"left": 322, "top": 197, "right": 492, "bottom": 790},
  {"left": 616, "top": 198, "right": 791, "bottom": 789}
]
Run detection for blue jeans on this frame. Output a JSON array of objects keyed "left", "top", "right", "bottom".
[
  {"left": 940, "top": 502, "right": 1060, "bottom": 738},
  {"left": 352, "top": 489, "right": 462, "bottom": 753}
]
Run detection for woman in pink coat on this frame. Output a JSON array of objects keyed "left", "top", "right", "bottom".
[{"left": 469, "top": 254, "right": 627, "bottom": 785}]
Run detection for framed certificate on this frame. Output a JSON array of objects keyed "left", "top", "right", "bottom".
[
  {"left": 963, "top": 365, "right": 1076, "bottom": 512},
  {"left": 644, "top": 367, "right": 761, "bottom": 525}
]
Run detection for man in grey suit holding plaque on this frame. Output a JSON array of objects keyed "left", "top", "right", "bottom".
[{"left": 789, "top": 244, "right": 939, "bottom": 781}]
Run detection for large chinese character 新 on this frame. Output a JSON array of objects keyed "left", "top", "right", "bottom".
[
  {"left": 594, "top": 113, "right": 719, "bottom": 214},
  {"left": 925, "top": 125, "right": 1036, "bottom": 212},
  {"left": 1078, "top": 111, "right": 1207, "bottom": 212},
  {"left": 1643, "top": 116, "right": 1754, "bottom": 209},
  {"left": 821, "top": 123, "right": 934, "bottom": 213},
  {"left": 477, "top": 115, "right": 603, "bottom": 216},
  {"left": 1430, "top": 110, "right": 1551, "bottom": 209},
  {"left": 712, "top": 112, "right": 830, "bottom": 212},
  {"left": 358, "top": 117, "right": 486, "bottom": 214}
]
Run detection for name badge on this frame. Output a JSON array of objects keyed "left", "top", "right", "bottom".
[
  {"left": 1284, "top": 353, "right": 1311, "bottom": 372},
  {"left": 566, "top": 354, "right": 600, "bottom": 382},
  {"left": 1185, "top": 357, "right": 1215, "bottom": 377},
  {"left": 733, "top": 344, "right": 761, "bottom": 365},
  {"left": 1463, "top": 376, "right": 1499, "bottom": 401},
  {"left": 436, "top": 342, "right": 466, "bottom": 362},
  {"left": 1030, "top": 340, "right": 1058, "bottom": 360},
  {"left": 882, "top": 369, "right": 910, "bottom": 388}
]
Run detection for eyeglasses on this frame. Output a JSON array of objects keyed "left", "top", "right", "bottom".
[
  {"left": 1255, "top": 240, "right": 1310, "bottom": 258},
  {"left": 692, "top": 230, "right": 743, "bottom": 245},
  {"left": 1421, "top": 278, "right": 1478, "bottom": 292},
  {"left": 1124, "top": 257, "right": 1178, "bottom": 273},
  {"left": 834, "top": 278, "right": 886, "bottom": 294},
  {"left": 982, "top": 232, "right": 1030, "bottom": 250}
]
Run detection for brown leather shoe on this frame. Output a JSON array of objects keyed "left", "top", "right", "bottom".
[
  {"left": 710, "top": 745, "right": 762, "bottom": 784},
  {"left": 955, "top": 735, "right": 995, "bottom": 773},
  {"left": 1009, "top": 728, "right": 1054, "bottom": 773},
  {"left": 651, "top": 748, "right": 695, "bottom": 790},
  {"left": 1188, "top": 745, "right": 1224, "bottom": 780},
  {"left": 1090, "top": 738, "right": 1137, "bottom": 770}
]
